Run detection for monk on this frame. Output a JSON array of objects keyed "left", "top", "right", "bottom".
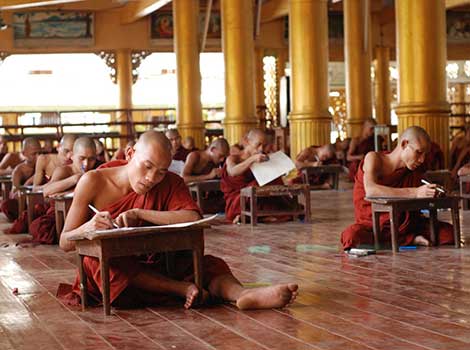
[
  {"left": 58, "top": 131, "right": 298, "bottom": 310},
  {"left": 293, "top": 144, "right": 338, "bottom": 189},
  {"left": 0, "top": 145, "right": 26, "bottom": 176},
  {"left": 165, "top": 129, "right": 190, "bottom": 161},
  {"left": 94, "top": 139, "right": 110, "bottom": 164},
  {"left": 221, "top": 129, "right": 294, "bottom": 224},
  {"left": 182, "top": 138, "right": 229, "bottom": 184},
  {"left": 347, "top": 119, "right": 378, "bottom": 181},
  {"left": 112, "top": 140, "right": 135, "bottom": 161},
  {"left": 450, "top": 126, "right": 470, "bottom": 170},
  {"left": 29, "top": 137, "right": 97, "bottom": 244},
  {"left": 33, "top": 134, "right": 77, "bottom": 189},
  {"left": 42, "top": 139, "right": 56, "bottom": 154},
  {"left": 0, "top": 137, "right": 41, "bottom": 222},
  {"left": 340, "top": 126, "right": 455, "bottom": 250},
  {"left": 182, "top": 136, "right": 197, "bottom": 152},
  {"left": 423, "top": 141, "right": 445, "bottom": 171}
]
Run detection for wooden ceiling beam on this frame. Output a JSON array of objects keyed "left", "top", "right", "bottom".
[
  {"left": 446, "top": 0, "right": 470, "bottom": 9},
  {"left": 261, "top": 0, "right": 287, "bottom": 23},
  {"left": 0, "top": 0, "right": 84, "bottom": 10},
  {"left": 120, "top": 0, "right": 172, "bottom": 24}
]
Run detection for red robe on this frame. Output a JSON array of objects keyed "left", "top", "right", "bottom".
[
  {"left": 220, "top": 165, "right": 290, "bottom": 222},
  {"left": 340, "top": 160, "right": 454, "bottom": 250},
  {"left": 1, "top": 197, "right": 18, "bottom": 222},
  {"left": 423, "top": 142, "right": 445, "bottom": 171},
  {"left": 59, "top": 172, "right": 232, "bottom": 307},
  {"left": 348, "top": 136, "right": 376, "bottom": 182},
  {"left": 97, "top": 159, "right": 128, "bottom": 169},
  {"left": 173, "top": 146, "right": 190, "bottom": 162}
]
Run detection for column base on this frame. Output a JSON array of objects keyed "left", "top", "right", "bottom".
[
  {"left": 177, "top": 123, "right": 205, "bottom": 149},
  {"left": 395, "top": 102, "right": 450, "bottom": 166},
  {"left": 289, "top": 112, "right": 331, "bottom": 157},
  {"left": 223, "top": 119, "right": 259, "bottom": 145}
]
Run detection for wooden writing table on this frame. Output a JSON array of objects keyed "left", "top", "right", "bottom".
[
  {"left": 68, "top": 224, "right": 206, "bottom": 316},
  {"left": 0, "top": 175, "right": 12, "bottom": 201},
  {"left": 53, "top": 193, "right": 74, "bottom": 239},
  {"left": 459, "top": 175, "right": 470, "bottom": 210},
  {"left": 300, "top": 165, "right": 342, "bottom": 190},
  {"left": 366, "top": 196, "right": 461, "bottom": 253},
  {"left": 240, "top": 184, "right": 311, "bottom": 226},
  {"left": 424, "top": 170, "right": 452, "bottom": 192},
  {"left": 188, "top": 179, "right": 224, "bottom": 213}
]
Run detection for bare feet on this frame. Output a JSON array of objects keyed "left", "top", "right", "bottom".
[
  {"left": 413, "top": 235, "right": 430, "bottom": 247},
  {"left": 232, "top": 215, "right": 240, "bottom": 224},
  {"left": 184, "top": 284, "right": 209, "bottom": 309},
  {"left": 236, "top": 283, "right": 298, "bottom": 310}
]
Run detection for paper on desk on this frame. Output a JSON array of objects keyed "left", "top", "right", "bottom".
[
  {"left": 169, "top": 160, "right": 185, "bottom": 176},
  {"left": 90, "top": 214, "right": 219, "bottom": 236},
  {"left": 250, "top": 151, "right": 296, "bottom": 186}
]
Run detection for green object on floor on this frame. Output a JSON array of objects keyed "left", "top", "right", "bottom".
[
  {"left": 296, "top": 244, "right": 337, "bottom": 252},
  {"left": 248, "top": 245, "right": 271, "bottom": 254},
  {"left": 242, "top": 282, "right": 272, "bottom": 288}
]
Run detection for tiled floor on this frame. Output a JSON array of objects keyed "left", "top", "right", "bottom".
[{"left": 2, "top": 185, "right": 470, "bottom": 349}]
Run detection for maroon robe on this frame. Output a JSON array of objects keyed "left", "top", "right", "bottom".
[
  {"left": 340, "top": 159, "right": 454, "bottom": 250},
  {"left": 348, "top": 136, "right": 376, "bottom": 182},
  {"left": 173, "top": 146, "right": 190, "bottom": 162},
  {"left": 423, "top": 142, "right": 445, "bottom": 171},
  {"left": 59, "top": 172, "right": 232, "bottom": 307}
]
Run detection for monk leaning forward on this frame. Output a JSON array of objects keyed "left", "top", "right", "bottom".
[
  {"left": 58, "top": 131, "right": 298, "bottom": 310},
  {"left": 341, "top": 126, "right": 455, "bottom": 250}
]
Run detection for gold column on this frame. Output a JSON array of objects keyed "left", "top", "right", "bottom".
[
  {"left": 254, "top": 48, "right": 266, "bottom": 127},
  {"left": 451, "top": 83, "right": 466, "bottom": 131},
  {"left": 221, "top": 0, "right": 258, "bottom": 144},
  {"left": 395, "top": 0, "right": 449, "bottom": 161},
  {"left": 173, "top": 0, "right": 205, "bottom": 148},
  {"left": 344, "top": 0, "right": 372, "bottom": 137},
  {"left": 374, "top": 46, "right": 391, "bottom": 125},
  {"left": 289, "top": 0, "right": 331, "bottom": 157},
  {"left": 116, "top": 49, "right": 133, "bottom": 147}
]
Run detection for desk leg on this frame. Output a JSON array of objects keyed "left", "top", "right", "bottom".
[
  {"left": 429, "top": 209, "right": 438, "bottom": 246},
  {"left": 192, "top": 248, "right": 204, "bottom": 305},
  {"left": 55, "top": 211, "right": 64, "bottom": 242},
  {"left": 304, "top": 189, "right": 311, "bottom": 223},
  {"left": 372, "top": 209, "right": 381, "bottom": 250},
  {"left": 250, "top": 188, "right": 257, "bottom": 226},
  {"left": 451, "top": 203, "right": 461, "bottom": 248},
  {"left": 333, "top": 173, "right": 339, "bottom": 190},
  {"left": 389, "top": 208, "right": 399, "bottom": 253},
  {"left": 77, "top": 254, "right": 87, "bottom": 312},
  {"left": 100, "top": 256, "right": 111, "bottom": 316}
]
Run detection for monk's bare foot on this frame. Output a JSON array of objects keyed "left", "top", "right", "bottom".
[
  {"left": 184, "top": 284, "right": 209, "bottom": 309},
  {"left": 413, "top": 235, "right": 430, "bottom": 247},
  {"left": 232, "top": 215, "right": 240, "bottom": 224},
  {"left": 236, "top": 284, "right": 298, "bottom": 310}
]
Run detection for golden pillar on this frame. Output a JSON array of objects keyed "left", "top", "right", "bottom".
[
  {"left": 221, "top": 0, "right": 258, "bottom": 144},
  {"left": 173, "top": 0, "right": 205, "bottom": 148},
  {"left": 254, "top": 48, "right": 266, "bottom": 127},
  {"left": 395, "top": 0, "right": 449, "bottom": 160},
  {"left": 374, "top": 46, "right": 391, "bottom": 125},
  {"left": 289, "top": 0, "right": 331, "bottom": 157},
  {"left": 344, "top": 0, "right": 372, "bottom": 137},
  {"left": 116, "top": 49, "right": 133, "bottom": 147},
  {"left": 451, "top": 83, "right": 466, "bottom": 131}
]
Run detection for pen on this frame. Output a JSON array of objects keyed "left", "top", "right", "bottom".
[
  {"left": 421, "top": 179, "right": 445, "bottom": 193},
  {"left": 88, "top": 204, "right": 119, "bottom": 228}
]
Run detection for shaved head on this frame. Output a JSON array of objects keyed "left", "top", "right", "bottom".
[
  {"left": 22, "top": 137, "right": 41, "bottom": 152},
  {"left": 210, "top": 138, "right": 230, "bottom": 154},
  {"left": 165, "top": 129, "right": 181, "bottom": 138},
  {"left": 246, "top": 128, "right": 266, "bottom": 142},
  {"left": 73, "top": 137, "right": 96, "bottom": 153},
  {"left": 60, "top": 134, "right": 77, "bottom": 148},
  {"left": 399, "top": 126, "right": 431, "bottom": 145},
  {"left": 136, "top": 130, "right": 172, "bottom": 155}
]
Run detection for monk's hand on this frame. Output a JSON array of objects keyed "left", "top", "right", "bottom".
[
  {"left": 210, "top": 168, "right": 222, "bottom": 179},
  {"left": 115, "top": 209, "right": 140, "bottom": 228},
  {"left": 86, "top": 211, "right": 115, "bottom": 231},
  {"left": 251, "top": 153, "right": 269, "bottom": 163},
  {"left": 416, "top": 184, "right": 436, "bottom": 198}
]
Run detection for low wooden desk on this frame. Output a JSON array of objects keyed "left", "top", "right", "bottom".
[
  {"left": 0, "top": 176, "right": 12, "bottom": 201},
  {"left": 459, "top": 175, "right": 470, "bottom": 210},
  {"left": 366, "top": 196, "right": 461, "bottom": 253},
  {"left": 188, "top": 179, "right": 224, "bottom": 214},
  {"left": 424, "top": 170, "right": 452, "bottom": 192},
  {"left": 240, "top": 184, "right": 311, "bottom": 226},
  {"left": 24, "top": 190, "right": 44, "bottom": 228},
  {"left": 54, "top": 193, "right": 74, "bottom": 238},
  {"left": 300, "top": 165, "right": 342, "bottom": 190},
  {"left": 69, "top": 224, "right": 206, "bottom": 316}
]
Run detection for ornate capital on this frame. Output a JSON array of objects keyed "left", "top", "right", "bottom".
[
  {"left": 0, "top": 52, "right": 10, "bottom": 65},
  {"left": 96, "top": 51, "right": 117, "bottom": 83},
  {"left": 131, "top": 50, "right": 151, "bottom": 84}
]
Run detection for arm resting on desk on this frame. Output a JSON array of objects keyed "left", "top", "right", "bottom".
[{"left": 116, "top": 208, "right": 201, "bottom": 228}]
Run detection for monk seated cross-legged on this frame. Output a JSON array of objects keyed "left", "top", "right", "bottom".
[
  {"left": 221, "top": 129, "right": 296, "bottom": 224},
  {"left": 292, "top": 144, "right": 338, "bottom": 189},
  {"left": 58, "top": 131, "right": 298, "bottom": 310},
  {"left": 340, "top": 126, "right": 455, "bottom": 250},
  {"left": 347, "top": 118, "right": 379, "bottom": 182},
  {"left": 1, "top": 137, "right": 41, "bottom": 224},
  {"left": 29, "top": 137, "right": 97, "bottom": 244}
]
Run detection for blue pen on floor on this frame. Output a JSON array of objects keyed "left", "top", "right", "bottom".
[{"left": 399, "top": 246, "right": 417, "bottom": 251}]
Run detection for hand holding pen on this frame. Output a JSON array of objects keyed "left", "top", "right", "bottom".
[
  {"left": 420, "top": 179, "right": 446, "bottom": 198},
  {"left": 88, "top": 204, "right": 120, "bottom": 229}
]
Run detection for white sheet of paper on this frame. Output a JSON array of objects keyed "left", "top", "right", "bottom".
[
  {"left": 168, "top": 160, "right": 185, "bottom": 176},
  {"left": 250, "top": 151, "right": 296, "bottom": 186}
]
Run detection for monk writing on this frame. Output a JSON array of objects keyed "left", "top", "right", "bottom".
[
  {"left": 58, "top": 131, "right": 298, "bottom": 310},
  {"left": 0, "top": 137, "right": 41, "bottom": 222},
  {"left": 33, "top": 134, "right": 77, "bottom": 190},
  {"left": 293, "top": 144, "right": 338, "bottom": 189},
  {"left": 450, "top": 126, "right": 470, "bottom": 170},
  {"left": 165, "top": 129, "right": 190, "bottom": 161},
  {"left": 182, "top": 138, "right": 229, "bottom": 184},
  {"left": 29, "top": 137, "right": 97, "bottom": 244},
  {"left": 341, "top": 126, "right": 455, "bottom": 250},
  {"left": 347, "top": 119, "right": 378, "bottom": 181}
]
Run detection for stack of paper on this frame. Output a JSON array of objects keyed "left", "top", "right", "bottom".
[{"left": 250, "top": 151, "right": 296, "bottom": 186}]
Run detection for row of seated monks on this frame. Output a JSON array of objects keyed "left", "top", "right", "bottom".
[{"left": 0, "top": 123, "right": 459, "bottom": 311}]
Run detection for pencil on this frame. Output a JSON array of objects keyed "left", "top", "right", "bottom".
[
  {"left": 88, "top": 204, "right": 119, "bottom": 228},
  {"left": 421, "top": 179, "right": 445, "bottom": 193}
]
